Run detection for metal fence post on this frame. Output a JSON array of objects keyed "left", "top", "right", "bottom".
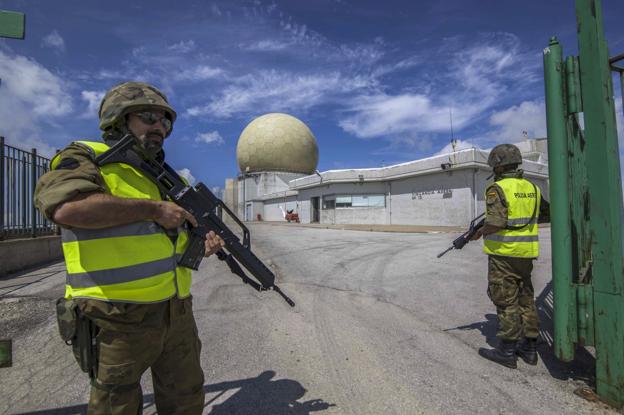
[
  {"left": 543, "top": 36, "right": 577, "bottom": 362},
  {"left": 31, "top": 148, "right": 37, "bottom": 237},
  {"left": 0, "top": 136, "right": 4, "bottom": 241},
  {"left": 21, "top": 155, "right": 26, "bottom": 232}
]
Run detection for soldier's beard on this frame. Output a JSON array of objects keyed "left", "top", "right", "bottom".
[{"left": 137, "top": 133, "right": 164, "bottom": 158}]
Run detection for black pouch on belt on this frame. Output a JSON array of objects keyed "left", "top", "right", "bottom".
[{"left": 55, "top": 297, "right": 99, "bottom": 378}]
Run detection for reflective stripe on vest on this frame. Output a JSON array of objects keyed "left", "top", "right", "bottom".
[
  {"left": 507, "top": 217, "right": 538, "bottom": 226},
  {"left": 483, "top": 178, "right": 540, "bottom": 258},
  {"left": 57, "top": 140, "right": 191, "bottom": 303}
]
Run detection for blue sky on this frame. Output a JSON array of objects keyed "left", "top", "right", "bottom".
[{"left": 1, "top": 0, "right": 623, "bottom": 193}]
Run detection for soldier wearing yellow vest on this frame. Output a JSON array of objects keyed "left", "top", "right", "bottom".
[
  {"left": 34, "top": 82, "right": 225, "bottom": 414},
  {"left": 470, "top": 144, "right": 550, "bottom": 369}
]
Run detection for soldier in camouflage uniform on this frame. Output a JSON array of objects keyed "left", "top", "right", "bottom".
[
  {"left": 35, "top": 81, "right": 225, "bottom": 414},
  {"left": 471, "top": 144, "right": 550, "bottom": 369}
]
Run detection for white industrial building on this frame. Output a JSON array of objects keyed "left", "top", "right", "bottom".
[{"left": 223, "top": 113, "right": 549, "bottom": 228}]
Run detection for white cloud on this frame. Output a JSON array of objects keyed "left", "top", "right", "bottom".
[
  {"left": 187, "top": 70, "right": 371, "bottom": 118},
  {"left": 241, "top": 39, "right": 290, "bottom": 51},
  {"left": 452, "top": 34, "right": 538, "bottom": 92},
  {"left": 371, "top": 134, "right": 436, "bottom": 158},
  {"left": 337, "top": 35, "right": 533, "bottom": 141},
  {"left": 41, "top": 30, "right": 65, "bottom": 52},
  {"left": 459, "top": 46, "right": 512, "bottom": 94},
  {"left": 279, "top": 19, "right": 317, "bottom": 48},
  {"left": 94, "top": 69, "right": 133, "bottom": 80},
  {"left": 0, "top": 52, "right": 73, "bottom": 117},
  {"left": 250, "top": 3, "right": 384, "bottom": 64},
  {"left": 339, "top": 93, "right": 483, "bottom": 139},
  {"left": 174, "top": 65, "right": 224, "bottom": 81},
  {"left": 338, "top": 39, "right": 385, "bottom": 65},
  {"left": 81, "top": 90, "right": 106, "bottom": 117},
  {"left": 489, "top": 101, "right": 547, "bottom": 142},
  {"left": 132, "top": 46, "right": 146, "bottom": 58},
  {"left": 372, "top": 55, "right": 423, "bottom": 79},
  {"left": 211, "top": 3, "right": 222, "bottom": 16},
  {"left": 168, "top": 40, "right": 196, "bottom": 53},
  {"left": 434, "top": 139, "right": 480, "bottom": 156},
  {"left": 0, "top": 50, "right": 72, "bottom": 156},
  {"left": 195, "top": 131, "right": 224, "bottom": 145},
  {"left": 176, "top": 168, "right": 196, "bottom": 185}
]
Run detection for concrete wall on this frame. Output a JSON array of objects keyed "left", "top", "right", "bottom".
[
  {"left": 237, "top": 177, "right": 255, "bottom": 219},
  {"left": 390, "top": 169, "right": 475, "bottom": 226},
  {"left": 238, "top": 172, "right": 306, "bottom": 220},
  {"left": 291, "top": 168, "right": 550, "bottom": 227},
  {"left": 298, "top": 172, "right": 475, "bottom": 226},
  {"left": 298, "top": 182, "right": 388, "bottom": 225},
  {"left": 389, "top": 169, "right": 549, "bottom": 227},
  {"left": 0, "top": 236, "right": 63, "bottom": 277},
  {"left": 257, "top": 172, "right": 303, "bottom": 195},
  {"left": 224, "top": 179, "right": 238, "bottom": 212},
  {"left": 334, "top": 207, "right": 386, "bottom": 224},
  {"left": 298, "top": 199, "right": 311, "bottom": 224},
  {"left": 223, "top": 178, "right": 239, "bottom": 225},
  {"left": 294, "top": 187, "right": 326, "bottom": 224},
  {"left": 246, "top": 201, "right": 264, "bottom": 221}
]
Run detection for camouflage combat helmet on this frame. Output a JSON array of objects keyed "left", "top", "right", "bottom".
[
  {"left": 98, "top": 81, "right": 177, "bottom": 137},
  {"left": 487, "top": 144, "right": 522, "bottom": 168}
]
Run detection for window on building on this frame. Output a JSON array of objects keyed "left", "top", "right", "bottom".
[
  {"left": 335, "top": 196, "right": 351, "bottom": 207},
  {"left": 367, "top": 195, "right": 385, "bottom": 207},
  {"left": 334, "top": 195, "right": 385, "bottom": 208},
  {"left": 323, "top": 199, "right": 335, "bottom": 209}
]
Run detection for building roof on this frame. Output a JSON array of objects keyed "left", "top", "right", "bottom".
[{"left": 289, "top": 147, "right": 549, "bottom": 189}]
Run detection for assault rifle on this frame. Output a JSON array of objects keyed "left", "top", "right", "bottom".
[
  {"left": 437, "top": 213, "right": 485, "bottom": 258},
  {"left": 95, "top": 135, "right": 295, "bottom": 307}
]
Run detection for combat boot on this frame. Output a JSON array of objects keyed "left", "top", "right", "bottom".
[
  {"left": 478, "top": 340, "right": 517, "bottom": 369},
  {"left": 516, "top": 337, "right": 538, "bottom": 365}
]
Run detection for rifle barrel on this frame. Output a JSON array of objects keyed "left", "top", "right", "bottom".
[{"left": 437, "top": 246, "right": 454, "bottom": 258}]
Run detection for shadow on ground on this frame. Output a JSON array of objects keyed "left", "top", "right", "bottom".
[
  {"left": 444, "top": 313, "right": 499, "bottom": 347},
  {"left": 445, "top": 281, "right": 595, "bottom": 384},
  {"left": 16, "top": 371, "right": 335, "bottom": 415},
  {"left": 534, "top": 281, "right": 595, "bottom": 384}
]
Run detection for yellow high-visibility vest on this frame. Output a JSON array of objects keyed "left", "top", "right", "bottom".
[
  {"left": 52, "top": 140, "right": 192, "bottom": 303},
  {"left": 483, "top": 178, "right": 540, "bottom": 258}
]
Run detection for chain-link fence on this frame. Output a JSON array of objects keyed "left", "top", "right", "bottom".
[{"left": 0, "top": 136, "right": 57, "bottom": 240}]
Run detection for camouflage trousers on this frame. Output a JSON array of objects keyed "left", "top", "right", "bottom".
[
  {"left": 77, "top": 296, "right": 205, "bottom": 415},
  {"left": 487, "top": 255, "right": 540, "bottom": 341}
]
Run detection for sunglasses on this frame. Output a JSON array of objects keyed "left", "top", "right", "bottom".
[{"left": 133, "top": 111, "right": 173, "bottom": 132}]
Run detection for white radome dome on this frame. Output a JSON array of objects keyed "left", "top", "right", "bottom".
[{"left": 236, "top": 113, "right": 319, "bottom": 174}]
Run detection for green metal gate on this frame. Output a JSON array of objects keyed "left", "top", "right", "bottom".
[{"left": 543, "top": 0, "right": 623, "bottom": 407}]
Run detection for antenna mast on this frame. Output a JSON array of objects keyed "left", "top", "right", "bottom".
[{"left": 449, "top": 106, "right": 454, "bottom": 141}]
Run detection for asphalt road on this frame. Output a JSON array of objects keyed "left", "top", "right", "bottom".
[{"left": 0, "top": 224, "right": 618, "bottom": 414}]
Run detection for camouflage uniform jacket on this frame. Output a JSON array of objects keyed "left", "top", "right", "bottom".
[{"left": 34, "top": 142, "right": 107, "bottom": 221}]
